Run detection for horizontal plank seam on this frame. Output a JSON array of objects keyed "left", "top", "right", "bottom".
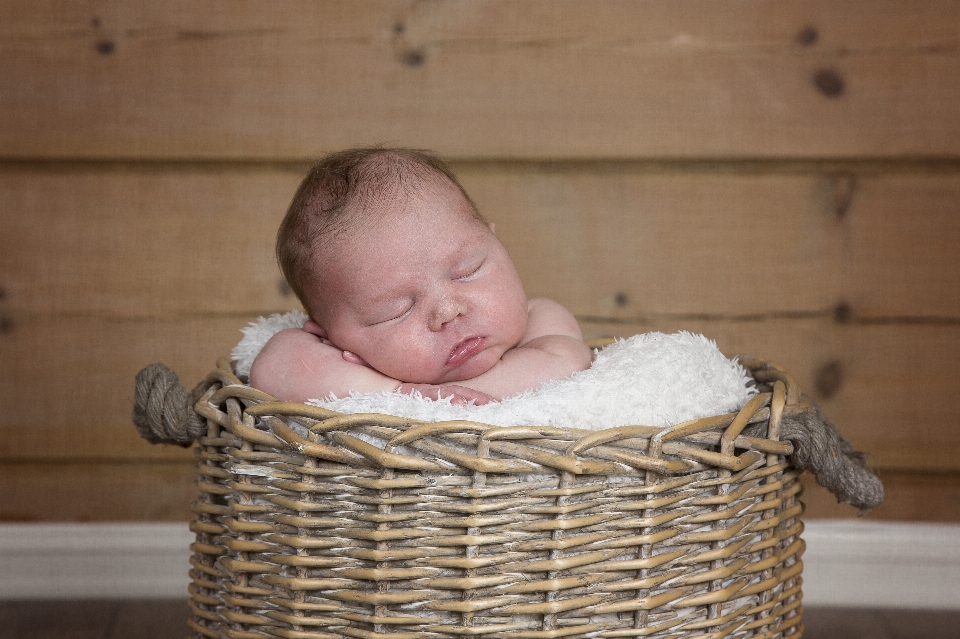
[
  {"left": 7, "top": 309, "right": 960, "bottom": 325},
  {"left": 846, "top": 316, "right": 960, "bottom": 327},
  {"left": 3, "top": 310, "right": 304, "bottom": 322},
  {"left": 580, "top": 312, "right": 960, "bottom": 326},
  {"left": 4, "top": 157, "right": 960, "bottom": 173}
]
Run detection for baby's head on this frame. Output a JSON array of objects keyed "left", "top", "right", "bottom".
[{"left": 277, "top": 148, "right": 529, "bottom": 384}]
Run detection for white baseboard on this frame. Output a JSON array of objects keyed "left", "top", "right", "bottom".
[
  {"left": 3, "top": 520, "right": 959, "bottom": 609},
  {"left": 801, "top": 520, "right": 960, "bottom": 610},
  {"left": 1, "top": 523, "right": 193, "bottom": 600}
]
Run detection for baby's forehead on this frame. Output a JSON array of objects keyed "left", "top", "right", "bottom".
[
  {"left": 344, "top": 183, "right": 481, "bottom": 234},
  {"left": 317, "top": 206, "right": 487, "bottom": 277}
]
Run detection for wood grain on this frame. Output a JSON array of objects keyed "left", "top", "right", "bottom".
[
  {"left": 2, "top": 1, "right": 959, "bottom": 159},
  {"left": 463, "top": 167, "right": 842, "bottom": 317},
  {"left": 0, "top": 166, "right": 300, "bottom": 317},
  {"left": 2, "top": 314, "right": 957, "bottom": 474},
  {"left": 7, "top": 166, "right": 959, "bottom": 319},
  {"left": 826, "top": 324, "right": 960, "bottom": 470},
  {"left": 844, "top": 174, "right": 960, "bottom": 319},
  {"left": 0, "top": 462, "right": 196, "bottom": 522},
  {"left": 0, "top": 314, "right": 250, "bottom": 437},
  {"left": 801, "top": 471, "right": 960, "bottom": 522}
]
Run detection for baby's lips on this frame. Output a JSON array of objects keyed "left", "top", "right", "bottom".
[{"left": 446, "top": 336, "right": 486, "bottom": 368}]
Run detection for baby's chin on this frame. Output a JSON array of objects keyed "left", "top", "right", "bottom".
[{"left": 435, "top": 348, "right": 502, "bottom": 385}]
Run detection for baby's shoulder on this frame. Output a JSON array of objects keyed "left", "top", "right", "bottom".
[
  {"left": 524, "top": 297, "right": 582, "bottom": 340},
  {"left": 526, "top": 296, "right": 573, "bottom": 316}
]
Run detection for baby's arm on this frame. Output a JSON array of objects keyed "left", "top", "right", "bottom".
[
  {"left": 457, "top": 298, "right": 592, "bottom": 399},
  {"left": 249, "top": 322, "right": 493, "bottom": 405},
  {"left": 249, "top": 326, "right": 399, "bottom": 402}
]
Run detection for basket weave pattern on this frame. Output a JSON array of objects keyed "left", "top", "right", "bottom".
[{"left": 186, "top": 359, "right": 805, "bottom": 639}]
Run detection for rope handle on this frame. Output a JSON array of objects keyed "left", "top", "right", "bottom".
[{"left": 132, "top": 363, "right": 207, "bottom": 446}]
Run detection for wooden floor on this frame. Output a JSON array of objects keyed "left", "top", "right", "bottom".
[{"left": 1, "top": 601, "right": 959, "bottom": 639}]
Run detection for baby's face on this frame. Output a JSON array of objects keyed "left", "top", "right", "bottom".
[{"left": 306, "top": 180, "right": 529, "bottom": 385}]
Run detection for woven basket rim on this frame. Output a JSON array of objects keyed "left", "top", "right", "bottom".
[{"left": 193, "top": 355, "right": 804, "bottom": 478}]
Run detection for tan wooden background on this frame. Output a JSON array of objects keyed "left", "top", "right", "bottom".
[{"left": 2, "top": 1, "right": 958, "bottom": 522}]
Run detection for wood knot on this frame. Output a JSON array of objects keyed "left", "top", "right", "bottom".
[
  {"left": 833, "top": 302, "right": 852, "bottom": 324},
  {"left": 796, "top": 26, "right": 819, "bottom": 46},
  {"left": 815, "top": 360, "right": 844, "bottom": 400},
  {"left": 95, "top": 40, "right": 115, "bottom": 55},
  {"left": 403, "top": 49, "right": 425, "bottom": 67},
  {"left": 829, "top": 174, "right": 858, "bottom": 220},
  {"left": 813, "top": 68, "right": 845, "bottom": 98}
]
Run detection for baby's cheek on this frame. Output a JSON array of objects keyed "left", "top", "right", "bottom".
[
  {"left": 365, "top": 335, "right": 438, "bottom": 382},
  {"left": 506, "top": 301, "right": 531, "bottom": 344}
]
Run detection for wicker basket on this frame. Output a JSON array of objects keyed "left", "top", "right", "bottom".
[{"left": 184, "top": 356, "right": 808, "bottom": 639}]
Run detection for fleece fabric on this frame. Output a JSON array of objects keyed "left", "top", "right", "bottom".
[{"left": 231, "top": 311, "right": 756, "bottom": 430}]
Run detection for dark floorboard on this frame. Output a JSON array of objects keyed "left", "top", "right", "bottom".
[
  {"left": 1, "top": 601, "right": 959, "bottom": 639},
  {"left": 0, "top": 600, "right": 190, "bottom": 639}
]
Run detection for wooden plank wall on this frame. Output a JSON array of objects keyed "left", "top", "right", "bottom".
[{"left": 2, "top": 1, "right": 958, "bottom": 522}]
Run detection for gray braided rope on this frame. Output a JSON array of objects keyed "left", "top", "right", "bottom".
[
  {"left": 133, "top": 363, "right": 206, "bottom": 446},
  {"left": 783, "top": 400, "right": 884, "bottom": 512},
  {"left": 746, "top": 397, "right": 884, "bottom": 513}
]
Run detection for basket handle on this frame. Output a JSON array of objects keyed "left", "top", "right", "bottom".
[{"left": 132, "top": 363, "right": 207, "bottom": 446}]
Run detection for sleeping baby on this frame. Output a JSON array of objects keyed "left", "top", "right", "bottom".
[{"left": 250, "top": 147, "right": 593, "bottom": 405}]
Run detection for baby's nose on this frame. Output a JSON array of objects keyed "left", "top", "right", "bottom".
[{"left": 429, "top": 296, "right": 463, "bottom": 332}]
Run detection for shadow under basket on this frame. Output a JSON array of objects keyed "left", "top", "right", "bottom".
[{"left": 185, "top": 358, "right": 807, "bottom": 639}]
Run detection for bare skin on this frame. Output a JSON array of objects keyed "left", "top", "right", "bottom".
[{"left": 250, "top": 177, "right": 592, "bottom": 404}]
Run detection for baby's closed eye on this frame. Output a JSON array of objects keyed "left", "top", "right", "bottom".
[
  {"left": 452, "top": 258, "right": 484, "bottom": 282},
  {"left": 369, "top": 302, "right": 414, "bottom": 326}
]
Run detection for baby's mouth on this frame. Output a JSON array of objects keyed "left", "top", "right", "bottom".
[{"left": 447, "top": 337, "right": 486, "bottom": 368}]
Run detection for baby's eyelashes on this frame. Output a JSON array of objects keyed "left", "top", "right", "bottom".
[
  {"left": 363, "top": 302, "right": 414, "bottom": 326},
  {"left": 371, "top": 303, "right": 414, "bottom": 325},
  {"left": 453, "top": 259, "right": 484, "bottom": 282}
]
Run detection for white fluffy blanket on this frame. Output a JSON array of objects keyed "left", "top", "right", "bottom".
[{"left": 232, "top": 311, "right": 756, "bottom": 430}]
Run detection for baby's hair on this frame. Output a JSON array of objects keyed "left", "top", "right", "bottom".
[{"left": 277, "top": 147, "right": 485, "bottom": 310}]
